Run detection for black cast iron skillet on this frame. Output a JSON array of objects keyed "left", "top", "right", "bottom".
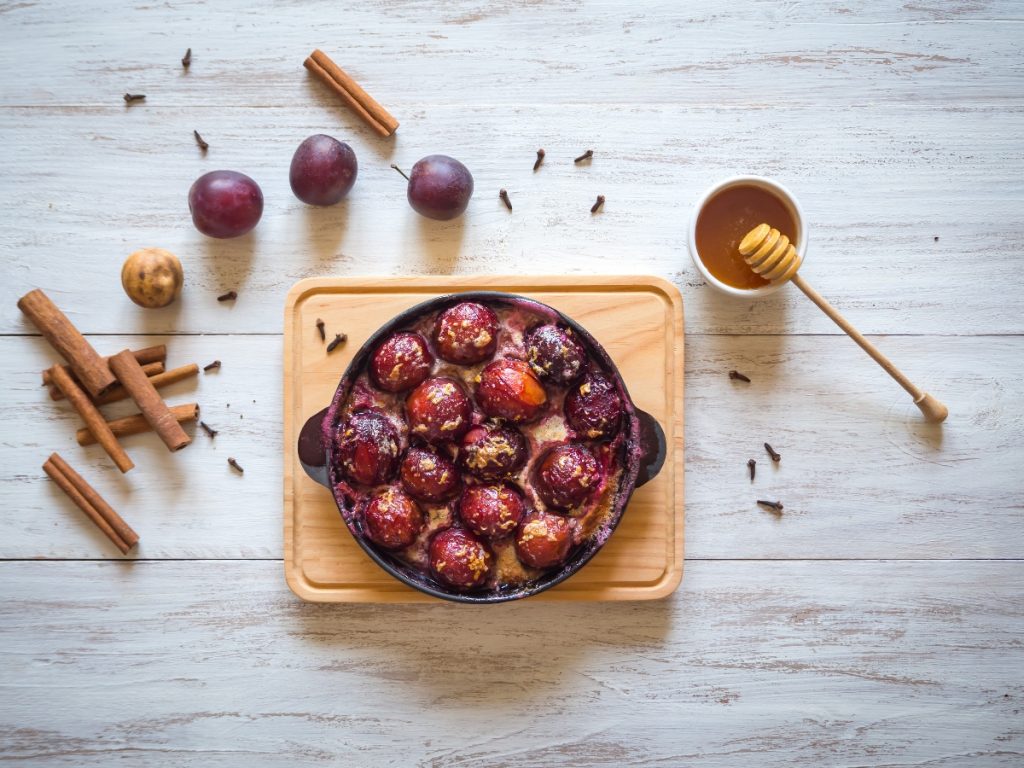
[{"left": 297, "top": 292, "right": 666, "bottom": 604}]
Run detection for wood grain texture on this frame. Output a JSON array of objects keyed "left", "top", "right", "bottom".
[
  {"left": 1, "top": 0, "right": 1022, "bottom": 762},
  {"left": 1, "top": 104, "right": 1021, "bottom": 336},
  {"left": 283, "top": 276, "right": 684, "bottom": 602},
  {"left": 1, "top": 333, "right": 1020, "bottom": 561},
  {"left": 1, "top": 559, "right": 1021, "bottom": 767}
]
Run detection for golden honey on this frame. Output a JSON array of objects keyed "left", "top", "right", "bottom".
[{"left": 695, "top": 184, "right": 798, "bottom": 290}]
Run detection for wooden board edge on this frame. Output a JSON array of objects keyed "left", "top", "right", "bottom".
[{"left": 281, "top": 274, "right": 686, "bottom": 604}]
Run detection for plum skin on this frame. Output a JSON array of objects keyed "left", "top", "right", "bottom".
[
  {"left": 406, "top": 155, "right": 474, "bottom": 221},
  {"left": 564, "top": 371, "right": 624, "bottom": 441},
  {"left": 526, "top": 324, "right": 587, "bottom": 385},
  {"left": 405, "top": 377, "right": 472, "bottom": 443},
  {"left": 335, "top": 409, "right": 401, "bottom": 486},
  {"left": 429, "top": 528, "right": 493, "bottom": 589},
  {"left": 370, "top": 332, "right": 434, "bottom": 393},
  {"left": 433, "top": 302, "right": 499, "bottom": 365},
  {"left": 459, "top": 482, "right": 526, "bottom": 539},
  {"left": 400, "top": 446, "right": 461, "bottom": 502},
  {"left": 515, "top": 511, "right": 573, "bottom": 569},
  {"left": 476, "top": 359, "right": 548, "bottom": 424},
  {"left": 362, "top": 487, "right": 424, "bottom": 550},
  {"left": 534, "top": 443, "right": 602, "bottom": 511},
  {"left": 459, "top": 423, "right": 528, "bottom": 480},
  {"left": 188, "top": 170, "right": 263, "bottom": 239},
  {"left": 289, "top": 134, "right": 358, "bottom": 206}
]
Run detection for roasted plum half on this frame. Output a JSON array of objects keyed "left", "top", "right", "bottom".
[
  {"left": 535, "top": 443, "right": 602, "bottom": 511},
  {"left": 526, "top": 324, "right": 587, "bottom": 385},
  {"left": 459, "top": 423, "right": 528, "bottom": 480},
  {"left": 433, "top": 302, "right": 499, "bottom": 365},
  {"left": 476, "top": 359, "right": 547, "bottom": 424},
  {"left": 405, "top": 377, "right": 472, "bottom": 443},
  {"left": 400, "top": 446, "right": 461, "bottom": 503},
  {"left": 459, "top": 482, "right": 526, "bottom": 540},
  {"left": 335, "top": 409, "right": 401, "bottom": 486},
  {"left": 564, "top": 371, "right": 624, "bottom": 441},
  {"left": 369, "top": 332, "right": 434, "bottom": 393},
  {"left": 514, "top": 511, "right": 573, "bottom": 569},
  {"left": 363, "top": 487, "right": 424, "bottom": 550},
  {"left": 429, "top": 527, "right": 493, "bottom": 589}
]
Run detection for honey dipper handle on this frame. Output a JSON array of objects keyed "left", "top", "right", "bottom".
[{"left": 790, "top": 274, "right": 948, "bottom": 423}]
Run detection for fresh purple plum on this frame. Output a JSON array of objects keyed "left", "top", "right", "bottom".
[
  {"left": 399, "top": 155, "right": 474, "bottom": 221},
  {"left": 188, "top": 170, "right": 263, "bottom": 238},
  {"left": 289, "top": 134, "right": 357, "bottom": 206}
]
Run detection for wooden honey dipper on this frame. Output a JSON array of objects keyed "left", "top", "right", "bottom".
[{"left": 739, "top": 223, "right": 948, "bottom": 423}]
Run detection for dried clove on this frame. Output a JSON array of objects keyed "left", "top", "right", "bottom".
[
  {"left": 199, "top": 421, "right": 218, "bottom": 438},
  {"left": 203, "top": 360, "right": 221, "bottom": 372},
  {"left": 729, "top": 370, "right": 751, "bottom": 382},
  {"left": 764, "top": 442, "right": 781, "bottom": 462},
  {"left": 182, "top": 48, "right": 192, "bottom": 68},
  {"left": 590, "top": 195, "right": 605, "bottom": 213},
  {"left": 499, "top": 189, "right": 512, "bottom": 211},
  {"left": 757, "top": 499, "right": 784, "bottom": 513},
  {"left": 574, "top": 149, "right": 594, "bottom": 163},
  {"left": 533, "top": 148, "right": 545, "bottom": 171},
  {"left": 316, "top": 318, "right": 326, "bottom": 342},
  {"left": 193, "top": 130, "right": 208, "bottom": 151},
  {"left": 747, "top": 458, "right": 756, "bottom": 482},
  {"left": 933, "top": 236, "right": 939, "bottom": 242},
  {"left": 227, "top": 457, "right": 244, "bottom": 474},
  {"left": 123, "top": 93, "right": 146, "bottom": 103},
  {"left": 327, "top": 333, "right": 347, "bottom": 353},
  {"left": 217, "top": 291, "right": 237, "bottom": 302}
]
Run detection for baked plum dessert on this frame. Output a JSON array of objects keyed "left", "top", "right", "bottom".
[
  {"left": 429, "top": 527, "right": 493, "bottom": 589},
  {"left": 369, "top": 332, "right": 433, "bottom": 393},
  {"left": 433, "top": 302, "right": 498, "bottom": 364},
  {"left": 335, "top": 409, "right": 401, "bottom": 486},
  {"left": 405, "top": 376, "right": 472, "bottom": 443},
  {"left": 459, "top": 482, "right": 525, "bottom": 539},
  {"left": 526, "top": 324, "right": 587, "bottom": 385},
  {"left": 535, "top": 443, "right": 602, "bottom": 511},
  {"left": 515, "top": 511, "right": 572, "bottom": 569},
  {"left": 328, "top": 296, "right": 639, "bottom": 596},
  {"left": 363, "top": 487, "right": 424, "bottom": 550},
  {"left": 400, "top": 446, "right": 461, "bottom": 502},
  {"left": 565, "top": 371, "right": 624, "bottom": 441},
  {"left": 476, "top": 359, "right": 547, "bottom": 423},
  {"left": 460, "top": 423, "right": 528, "bottom": 480}
]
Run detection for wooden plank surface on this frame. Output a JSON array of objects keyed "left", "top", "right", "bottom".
[
  {"left": 2, "top": 333, "right": 1019, "bottom": 561},
  {"left": 1, "top": 0, "right": 1022, "bottom": 764},
  {"left": 1, "top": 559, "right": 1021, "bottom": 767}
]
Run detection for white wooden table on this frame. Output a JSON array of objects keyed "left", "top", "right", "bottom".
[{"left": 2, "top": 2, "right": 1022, "bottom": 765}]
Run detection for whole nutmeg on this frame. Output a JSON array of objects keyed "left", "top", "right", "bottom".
[{"left": 121, "top": 248, "right": 184, "bottom": 308}]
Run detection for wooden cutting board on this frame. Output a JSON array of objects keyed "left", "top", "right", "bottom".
[{"left": 283, "top": 276, "right": 684, "bottom": 602}]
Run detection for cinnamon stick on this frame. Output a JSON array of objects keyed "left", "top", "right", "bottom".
[
  {"left": 109, "top": 350, "right": 191, "bottom": 452},
  {"left": 49, "top": 364, "right": 134, "bottom": 473},
  {"left": 76, "top": 402, "right": 199, "bottom": 446},
  {"left": 304, "top": 49, "right": 399, "bottom": 137},
  {"left": 43, "top": 452, "right": 138, "bottom": 554},
  {"left": 18, "top": 289, "right": 117, "bottom": 397},
  {"left": 93, "top": 363, "right": 199, "bottom": 406},
  {"left": 50, "top": 361, "right": 164, "bottom": 401},
  {"left": 42, "top": 344, "right": 166, "bottom": 387}
]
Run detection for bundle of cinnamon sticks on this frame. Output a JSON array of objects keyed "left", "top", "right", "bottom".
[{"left": 19, "top": 288, "right": 204, "bottom": 554}]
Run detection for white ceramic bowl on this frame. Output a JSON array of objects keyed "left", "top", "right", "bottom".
[{"left": 687, "top": 175, "right": 808, "bottom": 298}]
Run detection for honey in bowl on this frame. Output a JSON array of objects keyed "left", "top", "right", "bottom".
[{"left": 694, "top": 184, "right": 799, "bottom": 290}]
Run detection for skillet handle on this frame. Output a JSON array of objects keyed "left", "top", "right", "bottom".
[
  {"left": 297, "top": 407, "right": 331, "bottom": 489},
  {"left": 635, "top": 409, "right": 666, "bottom": 487}
]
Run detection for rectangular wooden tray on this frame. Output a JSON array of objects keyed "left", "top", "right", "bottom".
[{"left": 283, "top": 276, "right": 684, "bottom": 602}]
